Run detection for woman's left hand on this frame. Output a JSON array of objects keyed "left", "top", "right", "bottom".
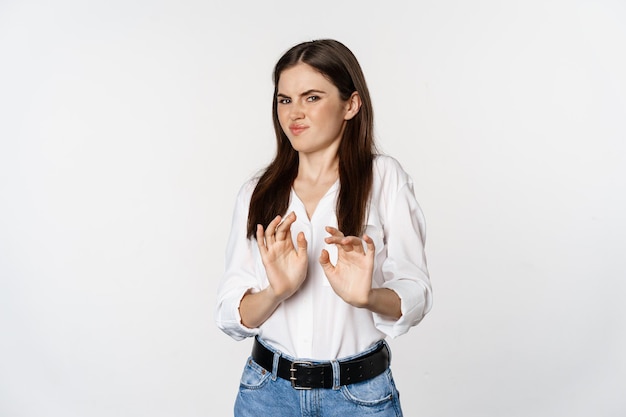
[{"left": 319, "top": 226, "right": 375, "bottom": 308}]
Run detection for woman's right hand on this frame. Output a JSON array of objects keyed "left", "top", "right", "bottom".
[{"left": 256, "top": 212, "right": 308, "bottom": 302}]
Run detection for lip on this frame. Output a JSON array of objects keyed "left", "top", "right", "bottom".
[{"left": 289, "top": 124, "right": 309, "bottom": 136}]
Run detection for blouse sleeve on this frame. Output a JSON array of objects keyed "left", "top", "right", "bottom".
[
  {"left": 214, "top": 181, "right": 262, "bottom": 341},
  {"left": 372, "top": 160, "right": 433, "bottom": 338}
]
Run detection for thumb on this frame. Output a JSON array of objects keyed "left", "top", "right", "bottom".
[{"left": 319, "top": 249, "right": 334, "bottom": 273}]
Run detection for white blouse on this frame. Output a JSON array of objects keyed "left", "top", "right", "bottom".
[{"left": 215, "top": 155, "right": 432, "bottom": 360}]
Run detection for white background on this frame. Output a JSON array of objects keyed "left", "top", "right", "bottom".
[{"left": 1, "top": 0, "right": 625, "bottom": 416}]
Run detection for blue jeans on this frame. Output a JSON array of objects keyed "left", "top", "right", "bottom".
[{"left": 234, "top": 339, "right": 403, "bottom": 417}]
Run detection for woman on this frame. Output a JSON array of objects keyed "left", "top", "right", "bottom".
[{"left": 216, "top": 39, "right": 432, "bottom": 416}]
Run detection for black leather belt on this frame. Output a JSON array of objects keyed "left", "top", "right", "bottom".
[{"left": 251, "top": 337, "right": 390, "bottom": 389}]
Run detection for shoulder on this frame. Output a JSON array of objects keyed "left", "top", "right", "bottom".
[
  {"left": 233, "top": 175, "right": 260, "bottom": 205},
  {"left": 372, "top": 154, "right": 413, "bottom": 189}
]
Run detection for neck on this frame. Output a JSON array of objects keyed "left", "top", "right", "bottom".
[{"left": 296, "top": 152, "right": 339, "bottom": 184}]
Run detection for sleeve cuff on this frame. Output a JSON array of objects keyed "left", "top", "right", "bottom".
[
  {"left": 215, "top": 287, "right": 261, "bottom": 341},
  {"left": 373, "top": 279, "right": 431, "bottom": 338}
]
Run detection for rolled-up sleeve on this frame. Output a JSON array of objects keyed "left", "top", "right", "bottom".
[
  {"left": 373, "top": 167, "right": 433, "bottom": 338},
  {"left": 214, "top": 181, "right": 261, "bottom": 341}
]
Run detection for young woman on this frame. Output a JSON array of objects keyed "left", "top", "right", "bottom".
[{"left": 216, "top": 39, "right": 432, "bottom": 417}]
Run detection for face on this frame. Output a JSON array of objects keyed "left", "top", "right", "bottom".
[{"left": 276, "top": 63, "right": 360, "bottom": 156}]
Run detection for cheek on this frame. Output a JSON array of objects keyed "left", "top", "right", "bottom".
[{"left": 318, "top": 106, "right": 346, "bottom": 130}]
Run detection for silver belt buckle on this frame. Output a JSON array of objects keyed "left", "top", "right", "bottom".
[{"left": 289, "top": 361, "right": 313, "bottom": 390}]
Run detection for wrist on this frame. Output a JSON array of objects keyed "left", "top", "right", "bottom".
[
  {"left": 266, "top": 284, "right": 291, "bottom": 304},
  {"left": 364, "top": 288, "right": 402, "bottom": 319},
  {"left": 363, "top": 288, "right": 377, "bottom": 309},
  {"left": 345, "top": 289, "right": 374, "bottom": 309}
]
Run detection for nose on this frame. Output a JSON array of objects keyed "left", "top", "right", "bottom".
[{"left": 289, "top": 102, "right": 304, "bottom": 120}]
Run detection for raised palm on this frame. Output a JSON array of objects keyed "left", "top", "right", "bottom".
[
  {"left": 319, "top": 226, "right": 375, "bottom": 308},
  {"left": 256, "top": 212, "right": 308, "bottom": 301}
]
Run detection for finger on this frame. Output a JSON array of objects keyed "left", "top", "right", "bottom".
[
  {"left": 276, "top": 212, "right": 296, "bottom": 240},
  {"left": 266, "top": 215, "right": 282, "bottom": 234},
  {"left": 256, "top": 224, "right": 268, "bottom": 255},
  {"left": 324, "top": 234, "right": 354, "bottom": 246},
  {"left": 265, "top": 215, "right": 282, "bottom": 244},
  {"left": 296, "top": 231, "right": 308, "bottom": 255},
  {"left": 324, "top": 226, "right": 344, "bottom": 238},
  {"left": 337, "top": 236, "right": 364, "bottom": 253},
  {"left": 281, "top": 212, "right": 297, "bottom": 229},
  {"left": 324, "top": 236, "right": 352, "bottom": 253},
  {"left": 362, "top": 234, "right": 375, "bottom": 255}
]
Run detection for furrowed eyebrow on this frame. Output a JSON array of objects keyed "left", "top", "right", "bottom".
[
  {"left": 276, "top": 89, "right": 326, "bottom": 99},
  {"left": 300, "top": 89, "right": 326, "bottom": 96}
]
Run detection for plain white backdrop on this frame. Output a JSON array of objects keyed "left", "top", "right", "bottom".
[{"left": 1, "top": 0, "right": 625, "bottom": 416}]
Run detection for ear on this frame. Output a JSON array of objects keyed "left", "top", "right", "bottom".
[{"left": 344, "top": 91, "right": 362, "bottom": 121}]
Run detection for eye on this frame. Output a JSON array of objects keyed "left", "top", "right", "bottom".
[
  {"left": 306, "top": 95, "right": 320, "bottom": 102},
  {"left": 278, "top": 97, "right": 291, "bottom": 104}
]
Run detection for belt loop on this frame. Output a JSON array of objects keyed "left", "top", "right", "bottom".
[
  {"left": 271, "top": 351, "right": 280, "bottom": 381},
  {"left": 383, "top": 339, "right": 392, "bottom": 364},
  {"left": 331, "top": 360, "right": 340, "bottom": 390}
]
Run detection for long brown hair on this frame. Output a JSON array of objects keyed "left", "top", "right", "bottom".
[{"left": 247, "top": 39, "right": 376, "bottom": 238}]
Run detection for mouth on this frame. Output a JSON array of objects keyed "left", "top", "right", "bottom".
[{"left": 289, "top": 124, "right": 308, "bottom": 136}]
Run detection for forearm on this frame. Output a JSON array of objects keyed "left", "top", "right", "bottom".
[
  {"left": 239, "top": 287, "right": 283, "bottom": 329},
  {"left": 366, "top": 288, "right": 402, "bottom": 320}
]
